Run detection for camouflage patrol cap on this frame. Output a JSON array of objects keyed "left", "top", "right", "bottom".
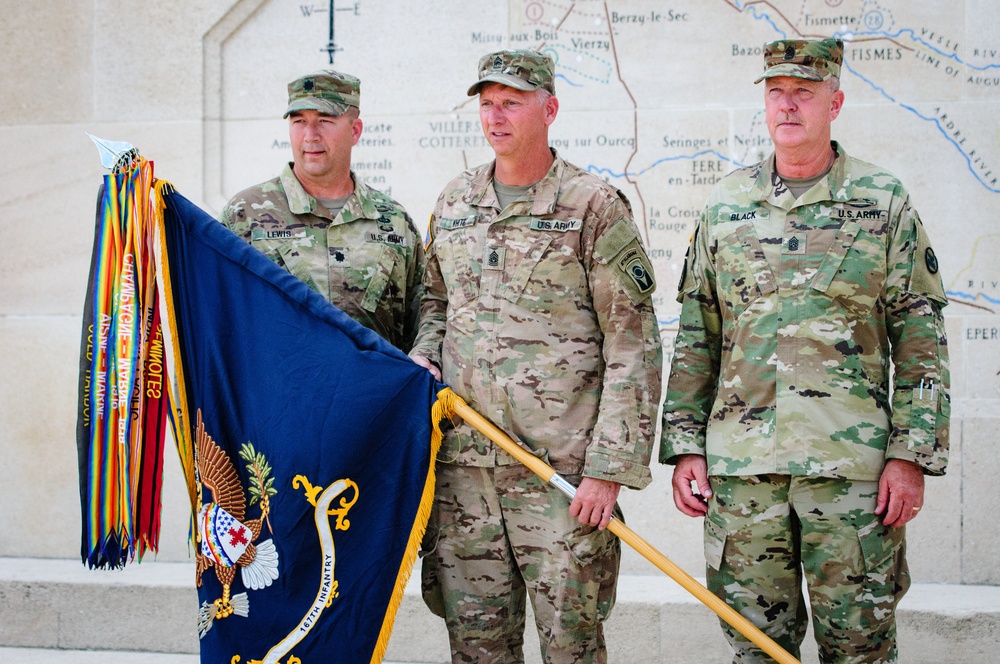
[
  {"left": 467, "top": 49, "right": 556, "bottom": 96},
  {"left": 283, "top": 70, "right": 360, "bottom": 118},
  {"left": 754, "top": 38, "right": 843, "bottom": 84}
]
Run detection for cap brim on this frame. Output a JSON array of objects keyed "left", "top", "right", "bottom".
[
  {"left": 754, "top": 63, "right": 828, "bottom": 84},
  {"left": 282, "top": 97, "right": 352, "bottom": 118},
  {"left": 467, "top": 73, "right": 540, "bottom": 96}
]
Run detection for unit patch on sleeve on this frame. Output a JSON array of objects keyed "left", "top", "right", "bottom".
[
  {"left": 925, "top": 247, "right": 939, "bottom": 274},
  {"left": 617, "top": 248, "right": 655, "bottom": 294}
]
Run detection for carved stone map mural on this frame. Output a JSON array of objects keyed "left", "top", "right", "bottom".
[{"left": 206, "top": 0, "right": 999, "bottom": 386}]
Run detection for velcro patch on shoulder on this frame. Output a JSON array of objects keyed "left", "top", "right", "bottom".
[
  {"left": 618, "top": 247, "right": 656, "bottom": 294},
  {"left": 909, "top": 222, "right": 947, "bottom": 306},
  {"left": 593, "top": 219, "right": 637, "bottom": 264},
  {"left": 595, "top": 219, "right": 656, "bottom": 301}
]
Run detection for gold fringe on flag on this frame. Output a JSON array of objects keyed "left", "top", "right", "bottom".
[{"left": 368, "top": 384, "right": 449, "bottom": 664}]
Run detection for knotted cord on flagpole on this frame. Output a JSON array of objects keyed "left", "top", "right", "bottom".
[{"left": 434, "top": 387, "right": 801, "bottom": 664}]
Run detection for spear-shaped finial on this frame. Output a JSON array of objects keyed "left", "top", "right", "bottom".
[{"left": 87, "top": 132, "right": 139, "bottom": 172}]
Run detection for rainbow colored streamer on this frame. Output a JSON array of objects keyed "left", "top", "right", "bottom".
[{"left": 78, "top": 156, "right": 178, "bottom": 568}]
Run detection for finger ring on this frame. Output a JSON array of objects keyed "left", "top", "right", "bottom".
[{"left": 912, "top": 507, "right": 921, "bottom": 511}]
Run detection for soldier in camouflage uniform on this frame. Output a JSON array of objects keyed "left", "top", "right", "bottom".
[
  {"left": 220, "top": 70, "right": 424, "bottom": 351},
  {"left": 409, "top": 50, "right": 662, "bottom": 663},
  {"left": 660, "top": 39, "right": 950, "bottom": 663}
]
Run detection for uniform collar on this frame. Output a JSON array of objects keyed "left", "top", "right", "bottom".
[
  {"left": 280, "top": 163, "right": 381, "bottom": 222},
  {"left": 750, "top": 141, "right": 853, "bottom": 207},
  {"left": 465, "top": 149, "right": 564, "bottom": 217}
]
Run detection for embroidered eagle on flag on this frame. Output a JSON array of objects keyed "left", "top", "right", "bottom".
[
  {"left": 78, "top": 147, "right": 445, "bottom": 662},
  {"left": 194, "top": 410, "right": 280, "bottom": 637}
]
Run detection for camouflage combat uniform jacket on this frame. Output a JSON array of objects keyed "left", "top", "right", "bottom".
[
  {"left": 220, "top": 164, "right": 424, "bottom": 351},
  {"left": 661, "top": 143, "right": 949, "bottom": 480},
  {"left": 411, "top": 153, "right": 662, "bottom": 489}
]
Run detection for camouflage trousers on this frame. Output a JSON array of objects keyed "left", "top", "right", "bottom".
[
  {"left": 420, "top": 462, "right": 621, "bottom": 664},
  {"left": 705, "top": 475, "right": 909, "bottom": 664}
]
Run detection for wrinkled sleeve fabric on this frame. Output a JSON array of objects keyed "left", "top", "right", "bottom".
[
  {"left": 400, "top": 212, "right": 427, "bottom": 353},
  {"left": 409, "top": 210, "right": 446, "bottom": 369},
  {"left": 883, "top": 192, "right": 950, "bottom": 475},
  {"left": 659, "top": 212, "right": 721, "bottom": 465},
  {"left": 585, "top": 196, "right": 663, "bottom": 490}
]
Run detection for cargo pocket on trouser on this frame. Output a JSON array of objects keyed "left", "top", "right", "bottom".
[
  {"left": 557, "top": 506, "right": 622, "bottom": 630},
  {"left": 849, "top": 519, "right": 909, "bottom": 660},
  {"left": 704, "top": 513, "right": 728, "bottom": 573},
  {"left": 703, "top": 512, "right": 734, "bottom": 619}
]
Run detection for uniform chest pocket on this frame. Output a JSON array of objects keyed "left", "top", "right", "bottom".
[
  {"left": 810, "top": 219, "right": 886, "bottom": 316},
  {"left": 433, "top": 229, "right": 481, "bottom": 309},
  {"left": 251, "top": 235, "right": 321, "bottom": 292},
  {"left": 498, "top": 234, "right": 554, "bottom": 305},
  {"left": 249, "top": 234, "right": 291, "bottom": 266},
  {"left": 360, "top": 244, "right": 403, "bottom": 312},
  {"left": 716, "top": 223, "right": 777, "bottom": 319}
]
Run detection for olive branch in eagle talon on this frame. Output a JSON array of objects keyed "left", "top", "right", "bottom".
[
  {"left": 194, "top": 410, "right": 280, "bottom": 638},
  {"left": 240, "top": 442, "right": 277, "bottom": 534}
]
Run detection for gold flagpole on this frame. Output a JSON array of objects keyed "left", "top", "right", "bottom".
[{"left": 436, "top": 388, "right": 801, "bottom": 664}]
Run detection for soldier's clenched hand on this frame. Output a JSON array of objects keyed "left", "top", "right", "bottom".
[
  {"left": 570, "top": 478, "right": 621, "bottom": 530},
  {"left": 671, "top": 454, "right": 712, "bottom": 517}
]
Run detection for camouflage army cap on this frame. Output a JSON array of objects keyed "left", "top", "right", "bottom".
[
  {"left": 754, "top": 38, "right": 843, "bottom": 84},
  {"left": 283, "top": 70, "right": 360, "bottom": 118},
  {"left": 467, "top": 49, "right": 556, "bottom": 96}
]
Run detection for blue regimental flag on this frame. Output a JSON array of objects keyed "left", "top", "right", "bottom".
[{"left": 157, "top": 189, "right": 443, "bottom": 663}]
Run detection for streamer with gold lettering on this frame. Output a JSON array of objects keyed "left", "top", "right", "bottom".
[{"left": 78, "top": 140, "right": 171, "bottom": 568}]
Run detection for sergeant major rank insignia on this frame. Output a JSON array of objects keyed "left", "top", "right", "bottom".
[{"left": 484, "top": 246, "right": 505, "bottom": 270}]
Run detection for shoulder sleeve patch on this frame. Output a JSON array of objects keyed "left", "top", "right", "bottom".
[
  {"left": 593, "top": 218, "right": 636, "bottom": 264},
  {"left": 594, "top": 219, "right": 656, "bottom": 302},
  {"left": 909, "top": 221, "right": 947, "bottom": 307}
]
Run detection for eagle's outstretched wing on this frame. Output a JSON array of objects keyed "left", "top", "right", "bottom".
[{"left": 196, "top": 410, "right": 247, "bottom": 521}]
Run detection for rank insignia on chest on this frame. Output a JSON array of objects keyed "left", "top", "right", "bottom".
[
  {"left": 786, "top": 235, "right": 806, "bottom": 255},
  {"left": 329, "top": 246, "right": 351, "bottom": 268},
  {"left": 484, "top": 246, "right": 505, "bottom": 270}
]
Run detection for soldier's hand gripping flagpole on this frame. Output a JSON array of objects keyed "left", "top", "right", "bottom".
[{"left": 434, "top": 387, "right": 801, "bottom": 664}]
